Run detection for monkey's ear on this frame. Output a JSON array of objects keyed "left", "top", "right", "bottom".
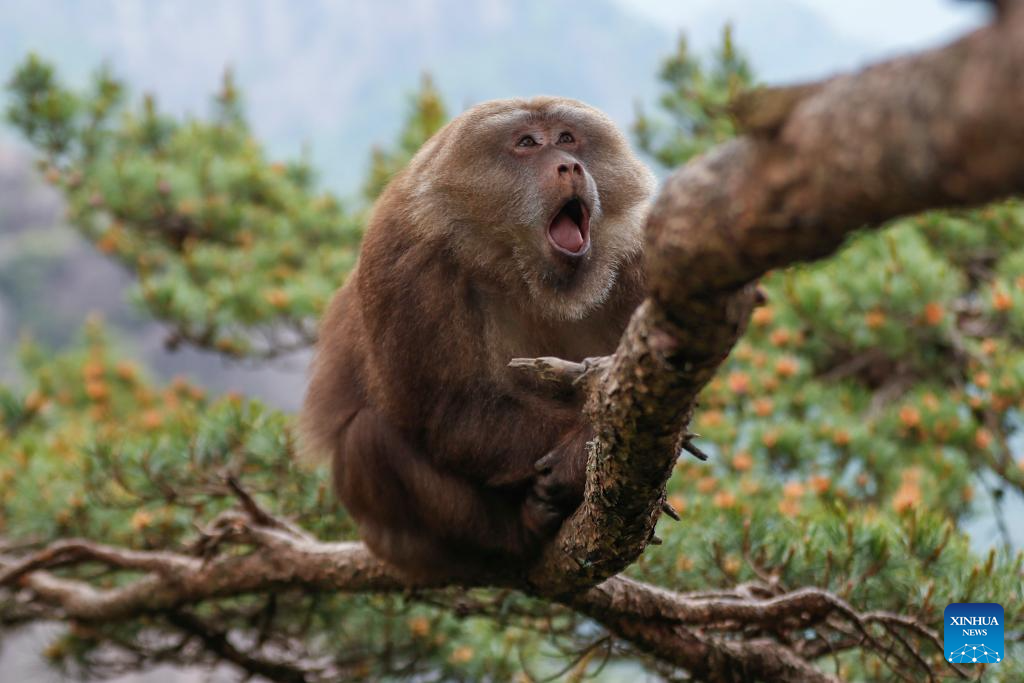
[{"left": 728, "top": 82, "right": 823, "bottom": 138}]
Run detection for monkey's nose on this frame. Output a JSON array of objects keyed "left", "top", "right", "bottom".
[{"left": 557, "top": 162, "right": 583, "bottom": 177}]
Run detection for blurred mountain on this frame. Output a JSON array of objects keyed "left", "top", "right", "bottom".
[
  {"left": 0, "top": 0, "right": 880, "bottom": 194},
  {"left": 1, "top": 0, "right": 673, "bottom": 192}
]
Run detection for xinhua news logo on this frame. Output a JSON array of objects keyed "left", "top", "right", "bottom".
[{"left": 944, "top": 603, "right": 1004, "bottom": 665}]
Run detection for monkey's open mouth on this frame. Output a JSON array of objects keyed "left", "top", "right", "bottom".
[{"left": 547, "top": 198, "right": 591, "bottom": 258}]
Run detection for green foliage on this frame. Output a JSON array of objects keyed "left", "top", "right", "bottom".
[
  {"left": 362, "top": 74, "right": 448, "bottom": 202},
  {"left": 0, "top": 319, "right": 347, "bottom": 545},
  {"left": 4, "top": 34, "right": 1024, "bottom": 682},
  {"left": 5, "top": 54, "right": 81, "bottom": 156},
  {"left": 6, "top": 56, "right": 363, "bottom": 358},
  {"left": 633, "top": 25, "right": 752, "bottom": 166}
]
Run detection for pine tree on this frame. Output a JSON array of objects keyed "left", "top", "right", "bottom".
[{"left": 1, "top": 28, "right": 1022, "bottom": 681}]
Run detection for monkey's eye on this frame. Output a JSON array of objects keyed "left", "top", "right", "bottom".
[
  {"left": 516, "top": 135, "right": 538, "bottom": 148},
  {"left": 557, "top": 132, "right": 575, "bottom": 144}
]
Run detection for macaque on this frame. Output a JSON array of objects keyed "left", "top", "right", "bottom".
[{"left": 301, "top": 97, "right": 655, "bottom": 579}]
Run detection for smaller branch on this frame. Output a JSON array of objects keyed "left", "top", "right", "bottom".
[
  {"left": 225, "top": 474, "right": 281, "bottom": 528},
  {"left": 0, "top": 520, "right": 408, "bottom": 622},
  {"left": 224, "top": 474, "right": 312, "bottom": 540},
  {"left": 799, "top": 634, "right": 862, "bottom": 660},
  {"left": 680, "top": 438, "right": 709, "bottom": 462},
  {"left": 0, "top": 540, "right": 199, "bottom": 589},
  {"left": 863, "top": 611, "right": 970, "bottom": 680},
  {"left": 570, "top": 576, "right": 955, "bottom": 682},
  {"left": 878, "top": 623, "right": 936, "bottom": 683},
  {"left": 166, "top": 610, "right": 310, "bottom": 683},
  {"left": 162, "top": 321, "right": 317, "bottom": 361},
  {"left": 535, "top": 635, "right": 612, "bottom": 683},
  {"left": 660, "top": 500, "right": 681, "bottom": 521}
]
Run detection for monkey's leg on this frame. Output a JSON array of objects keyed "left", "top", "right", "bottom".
[{"left": 335, "top": 409, "right": 545, "bottom": 565}]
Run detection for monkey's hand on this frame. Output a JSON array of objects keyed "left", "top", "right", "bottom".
[
  {"left": 523, "top": 442, "right": 588, "bottom": 538},
  {"left": 532, "top": 449, "right": 584, "bottom": 508}
]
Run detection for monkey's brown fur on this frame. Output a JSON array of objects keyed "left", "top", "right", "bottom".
[{"left": 301, "top": 97, "right": 655, "bottom": 579}]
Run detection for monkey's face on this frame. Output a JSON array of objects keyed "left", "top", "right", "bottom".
[
  {"left": 509, "top": 124, "right": 599, "bottom": 262},
  {"left": 407, "top": 98, "right": 656, "bottom": 320}
]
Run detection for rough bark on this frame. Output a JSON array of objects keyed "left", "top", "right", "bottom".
[
  {"left": 5, "top": 4, "right": 1024, "bottom": 681},
  {"left": 527, "top": 0, "right": 1024, "bottom": 594}
]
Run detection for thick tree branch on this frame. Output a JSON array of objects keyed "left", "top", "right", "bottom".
[
  {"left": 527, "top": 0, "right": 1024, "bottom": 594},
  {"left": 649, "top": 8, "right": 1024, "bottom": 306}
]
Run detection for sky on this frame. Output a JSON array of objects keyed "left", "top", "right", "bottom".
[
  {"left": 794, "top": 0, "right": 985, "bottom": 46},
  {"left": 616, "top": 0, "right": 987, "bottom": 62}
]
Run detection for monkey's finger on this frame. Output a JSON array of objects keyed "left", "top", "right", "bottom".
[
  {"left": 661, "top": 500, "right": 681, "bottom": 521},
  {"left": 534, "top": 452, "right": 556, "bottom": 474}
]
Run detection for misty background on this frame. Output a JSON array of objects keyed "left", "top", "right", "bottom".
[{"left": 0, "top": 1, "right": 990, "bottom": 680}]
